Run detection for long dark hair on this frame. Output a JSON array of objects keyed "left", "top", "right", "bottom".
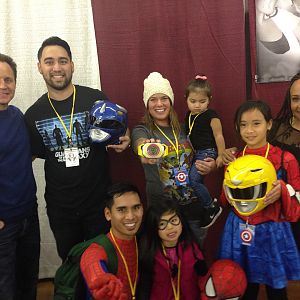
[
  {"left": 269, "top": 72, "right": 300, "bottom": 141},
  {"left": 137, "top": 196, "right": 193, "bottom": 299},
  {"left": 275, "top": 73, "right": 300, "bottom": 123}
]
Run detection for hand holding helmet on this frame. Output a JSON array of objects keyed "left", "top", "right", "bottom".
[{"left": 89, "top": 100, "right": 128, "bottom": 146}]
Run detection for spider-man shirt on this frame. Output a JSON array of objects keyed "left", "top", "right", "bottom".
[
  {"left": 219, "top": 144, "right": 300, "bottom": 289},
  {"left": 220, "top": 144, "right": 300, "bottom": 224}
]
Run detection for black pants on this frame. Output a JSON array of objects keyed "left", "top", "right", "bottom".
[
  {"left": 48, "top": 208, "right": 109, "bottom": 261},
  {"left": 0, "top": 209, "right": 40, "bottom": 300},
  {"left": 242, "top": 283, "right": 287, "bottom": 300}
]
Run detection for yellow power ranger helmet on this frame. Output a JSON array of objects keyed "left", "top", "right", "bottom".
[{"left": 223, "top": 155, "right": 277, "bottom": 216}]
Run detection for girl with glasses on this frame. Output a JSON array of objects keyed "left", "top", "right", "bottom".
[{"left": 136, "top": 196, "right": 207, "bottom": 300}]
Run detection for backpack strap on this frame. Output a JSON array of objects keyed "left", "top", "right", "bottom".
[{"left": 92, "top": 234, "right": 118, "bottom": 275}]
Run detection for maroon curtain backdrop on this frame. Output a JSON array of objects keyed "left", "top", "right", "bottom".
[
  {"left": 248, "top": 1, "right": 290, "bottom": 112},
  {"left": 91, "top": 0, "right": 246, "bottom": 261}
]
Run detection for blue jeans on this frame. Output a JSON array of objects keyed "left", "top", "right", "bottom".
[
  {"left": 189, "top": 148, "right": 217, "bottom": 207},
  {"left": 0, "top": 208, "right": 40, "bottom": 300}
]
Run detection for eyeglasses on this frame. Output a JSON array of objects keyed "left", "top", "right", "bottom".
[{"left": 158, "top": 214, "right": 181, "bottom": 230}]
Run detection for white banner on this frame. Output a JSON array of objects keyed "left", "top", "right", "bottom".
[{"left": 255, "top": 0, "right": 300, "bottom": 83}]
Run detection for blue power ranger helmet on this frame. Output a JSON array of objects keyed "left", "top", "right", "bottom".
[{"left": 89, "top": 100, "right": 128, "bottom": 145}]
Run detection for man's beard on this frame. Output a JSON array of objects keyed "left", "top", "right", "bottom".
[{"left": 44, "top": 74, "right": 73, "bottom": 91}]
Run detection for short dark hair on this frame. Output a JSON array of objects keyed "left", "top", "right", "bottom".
[
  {"left": 37, "top": 36, "right": 72, "bottom": 61},
  {"left": 105, "top": 182, "right": 141, "bottom": 209},
  {"left": 0, "top": 53, "right": 17, "bottom": 81},
  {"left": 234, "top": 100, "right": 272, "bottom": 135}
]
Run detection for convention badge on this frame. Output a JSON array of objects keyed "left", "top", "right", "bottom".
[
  {"left": 174, "top": 166, "right": 190, "bottom": 186},
  {"left": 64, "top": 147, "right": 80, "bottom": 167},
  {"left": 137, "top": 142, "right": 168, "bottom": 158},
  {"left": 239, "top": 223, "right": 255, "bottom": 246},
  {"left": 0, "top": 220, "right": 5, "bottom": 230}
]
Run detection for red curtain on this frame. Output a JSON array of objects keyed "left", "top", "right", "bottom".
[
  {"left": 92, "top": 0, "right": 246, "bottom": 180},
  {"left": 91, "top": 0, "right": 246, "bottom": 261}
]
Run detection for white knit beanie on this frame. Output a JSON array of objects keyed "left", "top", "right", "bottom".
[{"left": 143, "top": 72, "right": 174, "bottom": 107}]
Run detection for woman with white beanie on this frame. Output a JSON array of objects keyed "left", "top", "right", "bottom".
[{"left": 131, "top": 71, "right": 216, "bottom": 248}]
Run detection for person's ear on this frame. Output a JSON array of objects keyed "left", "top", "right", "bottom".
[
  {"left": 267, "top": 119, "right": 273, "bottom": 131},
  {"left": 104, "top": 207, "right": 111, "bottom": 221},
  {"left": 37, "top": 62, "right": 42, "bottom": 74}
]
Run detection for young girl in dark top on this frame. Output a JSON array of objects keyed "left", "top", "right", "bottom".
[
  {"left": 184, "top": 75, "right": 225, "bottom": 226},
  {"left": 269, "top": 72, "right": 300, "bottom": 251}
]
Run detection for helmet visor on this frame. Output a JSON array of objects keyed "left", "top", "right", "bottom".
[{"left": 225, "top": 182, "right": 267, "bottom": 214}]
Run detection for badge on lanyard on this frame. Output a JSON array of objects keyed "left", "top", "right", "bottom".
[
  {"left": 174, "top": 166, "right": 189, "bottom": 186},
  {"left": 64, "top": 147, "right": 80, "bottom": 167},
  {"left": 48, "top": 85, "right": 79, "bottom": 168},
  {"left": 239, "top": 223, "right": 255, "bottom": 246}
]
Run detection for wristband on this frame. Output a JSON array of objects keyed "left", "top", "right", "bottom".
[{"left": 137, "top": 142, "right": 168, "bottom": 158}]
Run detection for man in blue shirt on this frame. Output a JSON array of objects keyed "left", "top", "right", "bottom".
[{"left": 0, "top": 53, "right": 40, "bottom": 300}]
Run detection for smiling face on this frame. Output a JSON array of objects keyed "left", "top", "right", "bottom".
[
  {"left": 147, "top": 93, "right": 171, "bottom": 126},
  {"left": 239, "top": 109, "right": 272, "bottom": 149},
  {"left": 187, "top": 90, "right": 210, "bottom": 115},
  {"left": 158, "top": 211, "right": 182, "bottom": 247},
  {"left": 104, "top": 191, "right": 143, "bottom": 240},
  {"left": 38, "top": 45, "right": 74, "bottom": 93},
  {"left": 290, "top": 79, "right": 300, "bottom": 124},
  {"left": 0, "top": 62, "right": 16, "bottom": 111}
]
